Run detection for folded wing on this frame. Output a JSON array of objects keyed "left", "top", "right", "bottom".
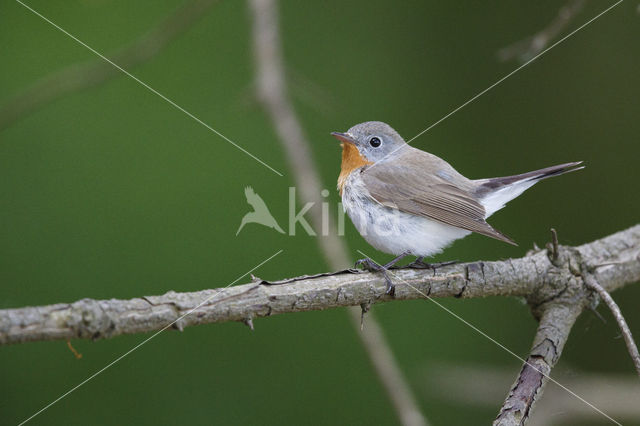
[{"left": 361, "top": 150, "right": 516, "bottom": 245}]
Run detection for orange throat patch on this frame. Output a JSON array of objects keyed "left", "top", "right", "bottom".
[{"left": 337, "top": 142, "right": 372, "bottom": 196}]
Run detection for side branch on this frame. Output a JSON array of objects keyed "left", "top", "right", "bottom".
[
  {"left": 494, "top": 304, "right": 583, "bottom": 425},
  {"left": 1, "top": 224, "right": 638, "bottom": 346}
]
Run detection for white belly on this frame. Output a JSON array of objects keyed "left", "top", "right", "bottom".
[{"left": 341, "top": 172, "right": 471, "bottom": 257}]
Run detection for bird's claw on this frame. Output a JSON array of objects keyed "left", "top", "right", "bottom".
[
  {"left": 355, "top": 257, "right": 395, "bottom": 296},
  {"left": 355, "top": 258, "right": 379, "bottom": 272}
]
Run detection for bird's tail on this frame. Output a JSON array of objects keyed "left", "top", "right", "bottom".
[{"left": 474, "top": 161, "right": 584, "bottom": 217}]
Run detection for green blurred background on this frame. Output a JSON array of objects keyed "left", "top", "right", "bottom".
[{"left": 1, "top": 0, "right": 639, "bottom": 424}]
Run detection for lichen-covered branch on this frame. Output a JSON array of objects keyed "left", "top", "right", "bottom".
[{"left": 1, "top": 225, "right": 638, "bottom": 347}]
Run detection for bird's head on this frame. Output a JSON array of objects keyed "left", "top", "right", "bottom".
[
  {"left": 331, "top": 121, "right": 408, "bottom": 194},
  {"left": 331, "top": 121, "right": 407, "bottom": 164}
]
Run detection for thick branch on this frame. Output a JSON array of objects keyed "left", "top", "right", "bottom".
[
  {"left": 1, "top": 224, "right": 638, "bottom": 346},
  {"left": 493, "top": 223, "right": 640, "bottom": 425}
]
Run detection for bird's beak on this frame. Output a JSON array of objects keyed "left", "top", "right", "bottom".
[{"left": 331, "top": 132, "right": 357, "bottom": 145}]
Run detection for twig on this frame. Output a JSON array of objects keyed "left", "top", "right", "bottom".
[
  {"left": 248, "top": 1, "right": 428, "bottom": 425},
  {"left": 498, "top": 0, "right": 586, "bottom": 63},
  {"left": 0, "top": 0, "right": 219, "bottom": 130},
  {"left": 1, "top": 224, "right": 638, "bottom": 346},
  {"left": 584, "top": 274, "right": 640, "bottom": 378}
]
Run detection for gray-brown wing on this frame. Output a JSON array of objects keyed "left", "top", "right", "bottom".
[{"left": 361, "top": 152, "right": 516, "bottom": 245}]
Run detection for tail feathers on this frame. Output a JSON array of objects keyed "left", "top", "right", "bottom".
[
  {"left": 475, "top": 161, "right": 584, "bottom": 217},
  {"left": 476, "top": 161, "right": 584, "bottom": 195}
]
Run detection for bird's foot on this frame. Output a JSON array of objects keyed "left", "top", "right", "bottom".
[
  {"left": 355, "top": 257, "right": 379, "bottom": 272},
  {"left": 407, "top": 257, "right": 458, "bottom": 272},
  {"left": 355, "top": 257, "right": 395, "bottom": 296}
]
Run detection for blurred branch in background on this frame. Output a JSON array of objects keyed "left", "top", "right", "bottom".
[
  {"left": 423, "top": 363, "right": 640, "bottom": 425},
  {"left": 1, "top": 226, "right": 638, "bottom": 423},
  {"left": 0, "top": 0, "right": 219, "bottom": 131},
  {"left": 248, "top": 0, "right": 427, "bottom": 425},
  {"left": 498, "top": 0, "right": 586, "bottom": 63}
]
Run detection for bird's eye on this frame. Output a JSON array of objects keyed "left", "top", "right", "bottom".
[{"left": 369, "top": 137, "right": 381, "bottom": 147}]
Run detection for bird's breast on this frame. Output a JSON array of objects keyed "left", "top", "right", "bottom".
[
  {"left": 337, "top": 142, "right": 372, "bottom": 196},
  {"left": 340, "top": 172, "right": 471, "bottom": 256}
]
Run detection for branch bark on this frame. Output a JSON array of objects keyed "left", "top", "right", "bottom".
[
  {"left": 494, "top": 304, "right": 583, "bottom": 425},
  {"left": 2, "top": 224, "right": 638, "bottom": 346},
  {"left": 493, "top": 224, "right": 640, "bottom": 425}
]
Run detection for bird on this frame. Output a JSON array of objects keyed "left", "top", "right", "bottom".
[
  {"left": 331, "top": 121, "right": 583, "bottom": 295},
  {"left": 236, "top": 186, "right": 285, "bottom": 235}
]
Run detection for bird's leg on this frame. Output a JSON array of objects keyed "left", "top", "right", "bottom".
[
  {"left": 406, "top": 256, "right": 428, "bottom": 268},
  {"left": 407, "top": 257, "right": 458, "bottom": 272},
  {"left": 355, "top": 252, "right": 410, "bottom": 295}
]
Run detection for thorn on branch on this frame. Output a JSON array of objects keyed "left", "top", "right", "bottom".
[
  {"left": 172, "top": 319, "right": 185, "bottom": 332},
  {"left": 360, "top": 302, "right": 371, "bottom": 331},
  {"left": 546, "top": 228, "right": 560, "bottom": 266},
  {"left": 243, "top": 317, "right": 255, "bottom": 331},
  {"left": 360, "top": 302, "right": 373, "bottom": 331}
]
